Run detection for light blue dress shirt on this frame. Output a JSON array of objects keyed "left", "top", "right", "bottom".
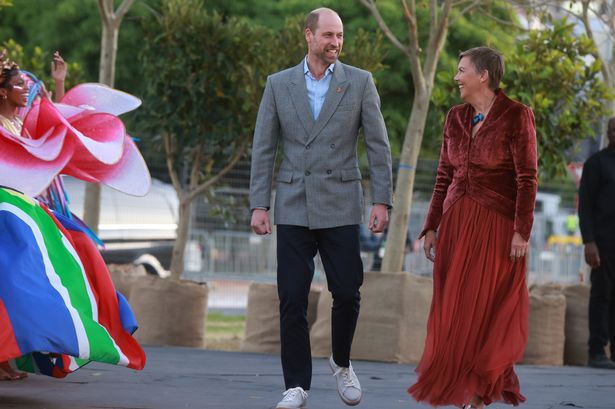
[{"left": 304, "top": 57, "right": 335, "bottom": 120}]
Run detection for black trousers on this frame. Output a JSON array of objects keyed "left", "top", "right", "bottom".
[
  {"left": 276, "top": 224, "right": 363, "bottom": 390},
  {"left": 589, "top": 250, "right": 615, "bottom": 358}
]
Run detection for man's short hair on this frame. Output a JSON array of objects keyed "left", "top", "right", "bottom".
[
  {"left": 305, "top": 7, "right": 338, "bottom": 33},
  {"left": 459, "top": 47, "right": 504, "bottom": 91}
]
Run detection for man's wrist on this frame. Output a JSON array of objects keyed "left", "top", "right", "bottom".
[{"left": 373, "top": 202, "right": 392, "bottom": 210}]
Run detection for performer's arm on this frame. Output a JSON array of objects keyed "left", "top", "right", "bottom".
[{"left": 51, "top": 51, "right": 66, "bottom": 102}]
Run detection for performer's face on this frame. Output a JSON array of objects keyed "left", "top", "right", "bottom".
[
  {"left": 454, "top": 57, "right": 487, "bottom": 101},
  {"left": 305, "top": 11, "right": 344, "bottom": 66},
  {"left": 1, "top": 73, "right": 29, "bottom": 108}
]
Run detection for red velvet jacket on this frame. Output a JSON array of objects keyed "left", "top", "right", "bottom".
[{"left": 421, "top": 90, "right": 538, "bottom": 241}]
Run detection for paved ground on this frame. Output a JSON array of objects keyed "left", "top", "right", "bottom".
[{"left": 1, "top": 346, "right": 613, "bottom": 409}]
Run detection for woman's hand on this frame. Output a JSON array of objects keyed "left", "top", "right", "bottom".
[
  {"left": 423, "top": 230, "right": 437, "bottom": 262},
  {"left": 39, "top": 83, "right": 52, "bottom": 100},
  {"left": 510, "top": 231, "right": 528, "bottom": 262},
  {"left": 51, "top": 51, "right": 67, "bottom": 83}
]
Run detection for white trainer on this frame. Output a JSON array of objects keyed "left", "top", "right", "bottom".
[
  {"left": 329, "top": 355, "right": 362, "bottom": 406},
  {"left": 275, "top": 386, "right": 308, "bottom": 409}
]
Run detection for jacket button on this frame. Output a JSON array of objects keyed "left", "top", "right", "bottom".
[
  {"left": 305, "top": 170, "right": 311, "bottom": 176},
  {"left": 330, "top": 144, "right": 335, "bottom": 149},
  {"left": 306, "top": 144, "right": 311, "bottom": 150},
  {"left": 326, "top": 169, "right": 332, "bottom": 174}
]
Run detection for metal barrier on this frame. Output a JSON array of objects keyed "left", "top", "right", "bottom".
[
  {"left": 177, "top": 158, "right": 585, "bottom": 311},
  {"left": 184, "top": 228, "right": 587, "bottom": 312}
]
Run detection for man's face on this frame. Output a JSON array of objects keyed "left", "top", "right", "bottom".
[
  {"left": 608, "top": 118, "right": 615, "bottom": 146},
  {"left": 305, "top": 12, "right": 344, "bottom": 66}
]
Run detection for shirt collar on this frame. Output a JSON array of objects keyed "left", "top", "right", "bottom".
[{"left": 303, "top": 57, "right": 335, "bottom": 78}]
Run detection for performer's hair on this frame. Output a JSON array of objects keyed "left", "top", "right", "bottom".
[
  {"left": 459, "top": 47, "right": 504, "bottom": 91},
  {"left": 0, "top": 50, "right": 20, "bottom": 89}
]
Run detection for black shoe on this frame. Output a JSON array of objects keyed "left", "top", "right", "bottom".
[{"left": 588, "top": 354, "right": 615, "bottom": 369}]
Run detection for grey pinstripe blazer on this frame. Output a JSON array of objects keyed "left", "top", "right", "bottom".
[{"left": 249, "top": 60, "right": 393, "bottom": 229}]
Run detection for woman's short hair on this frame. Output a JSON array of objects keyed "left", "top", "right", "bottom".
[{"left": 459, "top": 47, "right": 504, "bottom": 91}]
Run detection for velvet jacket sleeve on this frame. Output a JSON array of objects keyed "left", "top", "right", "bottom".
[
  {"left": 510, "top": 107, "right": 538, "bottom": 241},
  {"left": 420, "top": 110, "right": 454, "bottom": 239}
]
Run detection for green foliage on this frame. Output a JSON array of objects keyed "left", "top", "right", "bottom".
[
  {"left": 1, "top": 0, "right": 517, "bottom": 164},
  {"left": 138, "top": 0, "right": 278, "bottom": 185},
  {"left": 138, "top": 0, "right": 386, "bottom": 186},
  {"left": 200, "top": 0, "right": 396, "bottom": 147},
  {"left": 0, "top": 0, "right": 149, "bottom": 93},
  {"left": 505, "top": 19, "right": 613, "bottom": 178},
  {"left": 2, "top": 39, "right": 84, "bottom": 90}
]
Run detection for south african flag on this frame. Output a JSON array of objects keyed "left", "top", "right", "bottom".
[{"left": 0, "top": 187, "right": 145, "bottom": 377}]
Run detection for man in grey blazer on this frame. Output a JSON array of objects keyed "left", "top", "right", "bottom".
[{"left": 249, "top": 7, "right": 393, "bottom": 409}]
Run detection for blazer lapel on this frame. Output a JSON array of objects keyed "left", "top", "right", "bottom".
[
  {"left": 288, "top": 63, "right": 315, "bottom": 138},
  {"left": 307, "top": 61, "right": 349, "bottom": 145}
]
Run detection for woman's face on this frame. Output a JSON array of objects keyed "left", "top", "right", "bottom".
[
  {"left": 454, "top": 57, "right": 486, "bottom": 101},
  {"left": 1, "top": 72, "right": 29, "bottom": 108}
]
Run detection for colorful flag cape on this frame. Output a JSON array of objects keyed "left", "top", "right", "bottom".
[
  {"left": 0, "top": 187, "right": 146, "bottom": 377},
  {"left": 0, "top": 83, "right": 151, "bottom": 198}
]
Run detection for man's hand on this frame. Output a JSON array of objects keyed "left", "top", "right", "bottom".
[
  {"left": 584, "top": 242, "right": 601, "bottom": 269},
  {"left": 250, "top": 209, "right": 271, "bottom": 235},
  {"left": 423, "top": 230, "right": 437, "bottom": 262},
  {"left": 510, "top": 231, "right": 528, "bottom": 262},
  {"left": 369, "top": 204, "right": 389, "bottom": 233}
]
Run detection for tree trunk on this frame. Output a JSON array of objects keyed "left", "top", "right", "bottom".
[
  {"left": 84, "top": 0, "right": 126, "bottom": 233},
  {"left": 359, "top": 0, "right": 453, "bottom": 273},
  {"left": 98, "top": 18, "right": 118, "bottom": 86},
  {"left": 169, "top": 196, "right": 192, "bottom": 280},
  {"left": 83, "top": 183, "right": 102, "bottom": 234},
  {"left": 380, "top": 87, "right": 430, "bottom": 273}
]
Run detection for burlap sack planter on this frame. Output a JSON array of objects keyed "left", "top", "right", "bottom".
[
  {"left": 311, "top": 272, "right": 432, "bottom": 364},
  {"left": 107, "top": 263, "right": 147, "bottom": 300},
  {"left": 129, "top": 275, "right": 209, "bottom": 348},
  {"left": 522, "top": 284, "right": 566, "bottom": 365},
  {"left": 240, "top": 282, "right": 321, "bottom": 354},
  {"left": 563, "top": 284, "right": 590, "bottom": 366}
]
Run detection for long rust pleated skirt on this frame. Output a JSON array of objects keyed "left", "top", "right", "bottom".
[{"left": 409, "top": 196, "right": 528, "bottom": 407}]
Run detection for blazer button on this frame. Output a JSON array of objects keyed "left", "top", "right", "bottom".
[
  {"left": 330, "top": 144, "right": 335, "bottom": 149},
  {"left": 326, "top": 170, "right": 332, "bottom": 174},
  {"left": 305, "top": 170, "right": 311, "bottom": 176},
  {"left": 306, "top": 144, "right": 311, "bottom": 150}
]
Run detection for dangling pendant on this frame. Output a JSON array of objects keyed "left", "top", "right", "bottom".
[{"left": 472, "top": 113, "right": 485, "bottom": 126}]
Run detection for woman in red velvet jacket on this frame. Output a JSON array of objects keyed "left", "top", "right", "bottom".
[{"left": 408, "top": 47, "right": 538, "bottom": 408}]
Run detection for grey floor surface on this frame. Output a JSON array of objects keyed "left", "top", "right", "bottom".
[{"left": 1, "top": 346, "right": 614, "bottom": 409}]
